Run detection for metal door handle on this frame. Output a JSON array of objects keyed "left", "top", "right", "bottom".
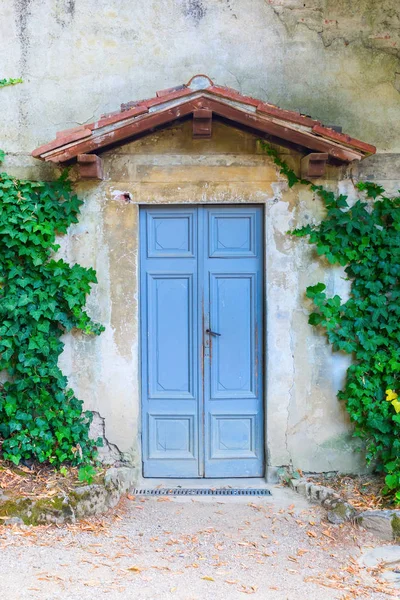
[{"left": 206, "top": 329, "right": 221, "bottom": 336}]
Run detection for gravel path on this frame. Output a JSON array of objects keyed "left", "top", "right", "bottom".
[{"left": 0, "top": 486, "right": 396, "bottom": 599}]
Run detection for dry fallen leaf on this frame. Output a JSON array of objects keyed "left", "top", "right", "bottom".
[
  {"left": 127, "top": 566, "right": 142, "bottom": 573},
  {"left": 202, "top": 576, "right": 215, "bottom": 582},
  {"left": 240, "top": 585, "right": 258, "bottom": 594},
  {"left": 306, "top": 530, "right": 317, "bottom": 538}
]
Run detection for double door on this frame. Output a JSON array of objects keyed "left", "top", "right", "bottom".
[{"left": 140, "top": 205, "right": 264, "bottom": 477}]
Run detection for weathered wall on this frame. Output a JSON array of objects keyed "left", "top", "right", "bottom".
[
  {"left": 1, "top": 0, "right": 400, "bottom": 475},
  {"left": 1, "top": 0, "right": 400, "bottom": 154},
  {"left": 55, "top": 122, "right": 400, "bottom": 474}
]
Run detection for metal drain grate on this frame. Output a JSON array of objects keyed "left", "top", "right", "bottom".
[{"left": 132, "top": 488, "right": 272, "bottom": 496}]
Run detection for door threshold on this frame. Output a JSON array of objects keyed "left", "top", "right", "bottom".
[{"left": 137, "top": 477, "right": 269, "bottom": 490}]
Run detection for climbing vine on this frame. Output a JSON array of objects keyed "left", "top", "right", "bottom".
[
  {"left": 0, "top": 78, "right": 23, "bottom": 88},
  {"left": 0, "top": 170, "right": 104, "bottom": 469},
  {"left": 261, "top": 142, "right": 400, "bottom": 502}
]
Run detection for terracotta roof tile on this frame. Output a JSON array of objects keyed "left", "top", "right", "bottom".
[
  {"left": 93, "top": 105, "right": 149, "bottom": 130},
  {"left": 32, "top": 128, "right": 93, "bottom": 158},
  {"left": 207, "top": 85, "right": 260, "bottom": 107},
  {"left": 56, "top": 124, "right": 94, "bottom": 137},
  {"left": 143, "top": 87, "right": 195, "bottom": 108},
  {"left": 256, "top": 102, "right": 320, "bottom": 128},
  {"left": 312, "top": 124, "right": 376, "bottom": 155},
  {"left": 156, "top": 84, "right": 187, "bottom": 97},
  {"left": 122, "top": 87, "right": 194, "bottom": 112},
  {"left": 32, "top": 74, "right": 376, "bottom": 163}
]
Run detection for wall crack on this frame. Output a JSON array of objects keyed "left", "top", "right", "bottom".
[
  {"left": 266, "top": 1, "right": 400, "bottom": 60},
  {"left": 89, "top": 410, "right": 126, "bottom": 466}
]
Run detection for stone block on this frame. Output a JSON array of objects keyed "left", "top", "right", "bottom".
[
  {"left": 327, "top": 501, "right": 356, "bottom": 524},
  {"left": 309, "top": 484, "right": 326, "bottom": 502},
  {"left": 293, "top": 479, "right": 308, "bottom": 496},
  {"left": 357, "top": 510, "right": 400, "bottom": 542},
  {"left": 104, "top": 466, "right": 137, "bottom": 493}
]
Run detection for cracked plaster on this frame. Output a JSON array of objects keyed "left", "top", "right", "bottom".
[
  {"left": 44, "top": 121, "right": 387, "bottom": 475},
  {"left": 0, "top": 1, "right": 399, "bottom": 477},
  {"left": 0, "top": 0, "right": 399, "bottom": 151}
]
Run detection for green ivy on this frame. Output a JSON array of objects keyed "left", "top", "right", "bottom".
[
  {"left": 0, "top": 170, "right": 104, "bottom": 468},
  {"left": 261, "top": 142, "right": 400, "bottom": 502},
  {"left": 0, "top": 78, "right": 23, "bottom": 88}
]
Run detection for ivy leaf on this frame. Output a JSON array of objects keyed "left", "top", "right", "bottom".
[
  {"left": 308, "top": 312, "right": 324, "bottom": 326},
  {"left": 286, "top": 170, "right": 299, "bottom": 188},
  {"left": 336, "top": 195, "right": 349, "bottom": 208},
  {"left": 306, "top": 283, "right": 326, "bottom": 297}
]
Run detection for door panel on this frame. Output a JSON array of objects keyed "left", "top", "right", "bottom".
[
  {"left": 148, "top": 414, "right": 195, "bottom": 460},
  {"left": 140, "top": 208, "right": 200, "bottom": 477},
  {"left": 147, "top": 274, "right": 194, "bottom": 398},
  {"left": 209, "top": 273, "right": 256, "bottom": 398},
  {"left": 140, "top": 205, "right": 263, "bottom": 478},
  {"left": 203, "top": 207, "right": 264, "bottom": 477},
  {"left": 208, "top": 211, "right": 257, "bottom": 257}
]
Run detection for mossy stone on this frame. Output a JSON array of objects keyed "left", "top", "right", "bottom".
[
  {"left": 327, "top": 501, "right": 356, "bottom": 524},
  {"left": 391, "top": 513, "right": 400, "bottom": 540}
]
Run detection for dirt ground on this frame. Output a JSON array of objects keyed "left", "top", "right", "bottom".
[
  {"left": 0, "top": 458, "right": 104, "bottom": 500},
  {"left": 309, "top": 473, "right": 394, "bottom": 511},
  {"left": 0, "top": 486, "right": 397, "bottom": 600}
]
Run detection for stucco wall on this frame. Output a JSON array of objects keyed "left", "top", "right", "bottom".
[
  {"left": 1, "top": 0, "right": 400, "bottom": 154},
  {"left": 55, "top": 122, "right": 400, "bottom": 474},
  {"left": 1, "top": 0, "right": 400, "bottom": 476}
]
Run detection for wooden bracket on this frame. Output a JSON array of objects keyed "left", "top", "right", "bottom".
[
  {"left": 301, "top": 152, "right": 328, "bottom": 178},
  {"left": 77, "top": 154, "right": 104, "bottom": 180},
  {"left": 192, "top": 109, "right": 212, "bottom": 139}
]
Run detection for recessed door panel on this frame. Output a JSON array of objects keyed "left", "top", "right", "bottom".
[
  {"left": 147, "top": 211, "right": 195, "bottom": 257},
  {"left": 209, "top": 273, "right": 256, "bottom": 398},
  {"left": 148, "top": 414, "right": 195, "bottom": 459},
  {"left": 147, "top": 274, "right": 194, "bottom": 398},
  {"left": 209, "top": 211, "right": 257, "bottom": 257},
  {"left": 210, "top": 414, "right": 257, "bottom": 459},
  {"left": 140, "top": 205, "right": 264, "bottom": 478}
]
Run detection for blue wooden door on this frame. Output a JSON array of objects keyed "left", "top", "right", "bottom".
[{"left": 140, "top": 206, "right": 263, "bottom": 477}]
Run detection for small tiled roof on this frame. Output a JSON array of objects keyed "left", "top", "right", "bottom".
[{"left": 32, "top": 74, "right": 376, "bottom": 163}]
